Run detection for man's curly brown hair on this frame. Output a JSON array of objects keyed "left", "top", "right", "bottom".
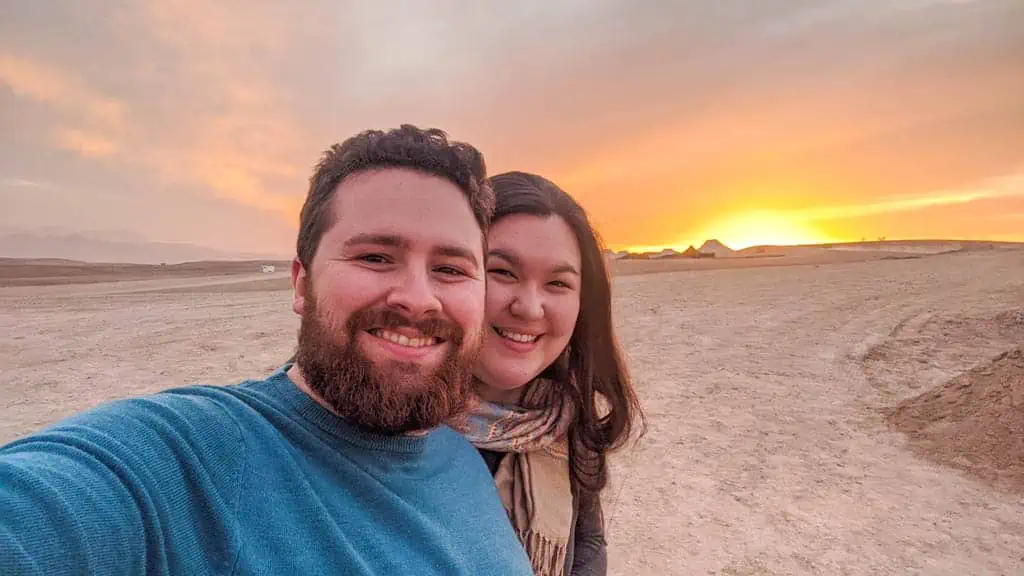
[{"left": 296, "top": 124, "right": 494, "bottom": 269}]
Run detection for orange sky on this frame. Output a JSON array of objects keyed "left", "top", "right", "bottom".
[{"left": 1, "top": 0, "right": 1022, "bottom": 258}]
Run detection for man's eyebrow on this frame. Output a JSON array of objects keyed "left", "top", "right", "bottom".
[
  {"left": 436, "top": 245, "right": 480, "bottom": 269},
  {"left": 344, "top": 234, "right": 480, "bottom": 268},
  {"left": 342, "top": 233, "right": 407, "bottom": 249}
]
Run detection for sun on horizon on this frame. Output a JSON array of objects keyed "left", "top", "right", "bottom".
[{"left": 617, "top": 209, "right": 841, "bottom": 253}]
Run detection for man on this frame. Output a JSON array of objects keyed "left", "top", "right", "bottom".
[{"left": 0, "top": 125, "right": 534, "bottom": 575}]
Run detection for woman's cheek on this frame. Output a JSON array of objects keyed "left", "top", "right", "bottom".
[
  {"left": 552, "top": 295, "right": 581, "bottom": 341},
  {"left": 484, "top": 282, "right": 513, "bottom": 321}
]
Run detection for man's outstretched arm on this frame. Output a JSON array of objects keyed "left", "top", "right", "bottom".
[
  {"left": 0, "top": 393, "right": 245, "bottom": 575},
  {"left": 0, "top": 427, "right": 151, "bottom": 575}
]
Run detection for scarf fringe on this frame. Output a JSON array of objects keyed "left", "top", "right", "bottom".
[{"left": 516, "top": 527, "right": 567, "bottom": 576}]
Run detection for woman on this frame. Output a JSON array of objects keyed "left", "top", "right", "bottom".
[{"left": 457, "top": 171, "right": 646, "bottom": 576}]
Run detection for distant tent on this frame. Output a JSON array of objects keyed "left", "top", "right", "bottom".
[
  {"left": 681, "top": 245, "right": 714, "bottom": 258},
  {"left": 698, "top": 239, "right": 734, "bottom": 257},
  {"left": 651, "top": 248, "right": 679, "bottom": 259}
]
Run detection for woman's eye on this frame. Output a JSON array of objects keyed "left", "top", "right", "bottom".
[{"left": 487, "top": 268, "right": 515, "bottom": 278}]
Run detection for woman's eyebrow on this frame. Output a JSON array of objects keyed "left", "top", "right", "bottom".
[
  {"left": 489, "top": 249, "right": 578, "bottom": 276},
  {"left": 487, "top": 249, "right": 518, "bottom": 266},
  {"left": 551, "top": 263, "right": 579, "bottom": 276}
]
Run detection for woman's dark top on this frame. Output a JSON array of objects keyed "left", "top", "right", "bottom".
[{"left": 478, "top": 449, "right": 608, "bottom": 576}]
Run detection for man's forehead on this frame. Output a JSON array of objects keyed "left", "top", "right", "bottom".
[
  {"left": 320, "top": 167, "right": 482, "bottom": 252},
  {"left": 334, "top": 169, "right": 468, "bottom": 214},
  {"left": 340, "top": 230, "right": 453, "bottom": 247},
  {"left": 338, "top": 167, "right": 452, "bottom": 198}
]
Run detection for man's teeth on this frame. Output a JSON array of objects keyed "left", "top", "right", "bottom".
[
  {"left": 371, "top": 329, "right": 437, "bottom": 348},
  {"left": 495, "top": 327, "right": 539, "bottom": 343}
]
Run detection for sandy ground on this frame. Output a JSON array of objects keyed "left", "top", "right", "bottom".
[{"left": 2, "top": 245, "right": 1023, "bottom": 575}]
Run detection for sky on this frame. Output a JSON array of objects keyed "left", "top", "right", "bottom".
[{"left": 1, "top": 0, "right": 1022, "bottom": 255}]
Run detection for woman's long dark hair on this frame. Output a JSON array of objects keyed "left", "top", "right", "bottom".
[{"left": 489, "top": 171, "right": 647, "bottom": 494}]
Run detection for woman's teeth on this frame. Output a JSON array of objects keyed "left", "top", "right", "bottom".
[
  {"left": 495, "top": 327, "right": 540, "bottom": 343},
  {"left": 370, "top": 329, "right": 437, "bottom": 348}
]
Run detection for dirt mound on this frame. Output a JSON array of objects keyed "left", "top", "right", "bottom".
[{"left": 886, "top": 348, "right": 1024, "bottom": 492}]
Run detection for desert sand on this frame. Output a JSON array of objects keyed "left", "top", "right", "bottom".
[{"left": 2, "top": 243, "right": 1023, "bottom": 575}]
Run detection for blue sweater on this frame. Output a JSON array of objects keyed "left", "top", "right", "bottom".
[{"left": 0, "top": 367, "right": 534, "bottom": 575}]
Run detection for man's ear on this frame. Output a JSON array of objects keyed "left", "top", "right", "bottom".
[{"left": 291, "top": 258, "right": 308, "bottom": 316}]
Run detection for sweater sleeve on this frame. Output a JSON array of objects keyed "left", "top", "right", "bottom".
[
  {"left": 0, "top": 392, "right": 245, "bottom": 575},
  {"left": 570, "top": 489, "right": 608, "bottom": 576},
  {"left": 0, "top": 429, "right": 150, "bottom": 575}
]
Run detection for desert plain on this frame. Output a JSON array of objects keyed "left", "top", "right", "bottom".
[{"left": 1, "top": 241, "right": 1022, "bottom": 575}]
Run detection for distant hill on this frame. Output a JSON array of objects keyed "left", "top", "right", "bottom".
[
  {"left": 698, "top": 239, "right": 735, "bottom": 257},
  {"left": 0, "top": 230, "right": 288, "bottom": 265}
]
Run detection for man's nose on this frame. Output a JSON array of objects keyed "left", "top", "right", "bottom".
[
  {"left": 385, "top": 267, "right": 442, "bottom": 318},
  {"left": 509, "top": 287, "right": 543, "bottom": 321}
]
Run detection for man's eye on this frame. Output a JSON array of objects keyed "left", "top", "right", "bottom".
[
  {"left": 359, "top": 254, "right": 390, "bottom": 264},
  {"left": 487, "top": 268, "right": 515, "bottom": 278},
  {"left": 437, "top": 266, "right": 467, "bottom": 277}
]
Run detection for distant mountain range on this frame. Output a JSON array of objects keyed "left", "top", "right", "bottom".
[{"left": 0, "top": 229, "right": 289, "bottom": 264}]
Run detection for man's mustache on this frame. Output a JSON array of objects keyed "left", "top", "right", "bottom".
[{"left": 349, "top": 308, "right": 464, "bottom": 344}]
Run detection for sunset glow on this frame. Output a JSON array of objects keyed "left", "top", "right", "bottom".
[
  {"left": 614, "top": 172, "right": 1024, "bottom": 253},
  {"left": 621, "top": 210, "right": 837, "bottom": 253},
  {"left": 694, "top": 210, "right": 837, "bottom": 250},
  {"left": 1, "top": 2, "right": 1022, "bottom": 259}
]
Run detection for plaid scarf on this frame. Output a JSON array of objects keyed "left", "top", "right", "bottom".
[{"left": 455, "top": 379, "right": 576, "bottom": 576}]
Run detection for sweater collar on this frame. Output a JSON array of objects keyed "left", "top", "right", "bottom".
[{"left": 263, "top": 363, "right": 432, "bottom": 455}]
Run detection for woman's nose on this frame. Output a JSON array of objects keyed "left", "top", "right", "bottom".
[{"left": 508, "top": 289, "right": 543, "bottom": 320}]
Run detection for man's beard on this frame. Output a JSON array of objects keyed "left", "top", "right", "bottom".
[{"left": 293, "top": 293, "right": 481, "bottom": 435}]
